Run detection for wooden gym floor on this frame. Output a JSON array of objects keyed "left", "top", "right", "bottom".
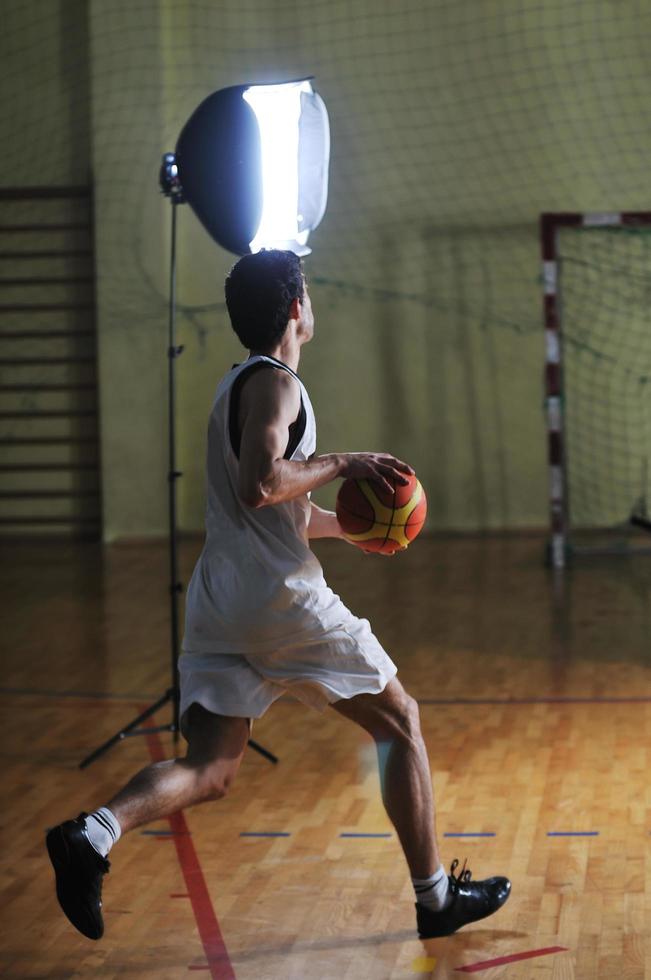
[{"left": 1, "top": 534, "right": 650, "bottom": 979}]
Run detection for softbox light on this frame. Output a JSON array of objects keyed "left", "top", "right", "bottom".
[{"left": 175, "top": 78, "right": 329, "bottom": 256}]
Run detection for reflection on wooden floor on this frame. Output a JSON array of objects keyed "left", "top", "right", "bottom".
[{"left": 1, "top": 535, "right": 650, "bottom": 978}]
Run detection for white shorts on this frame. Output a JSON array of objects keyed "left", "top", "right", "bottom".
[{"left": 178, "top": 617, "right": 397, "bottom": 738}]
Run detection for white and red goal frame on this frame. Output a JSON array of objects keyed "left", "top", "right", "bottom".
[{"left": 540, "top": 210, "right": 651, "bottom": 568}]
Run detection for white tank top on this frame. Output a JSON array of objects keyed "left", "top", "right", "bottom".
[{"left": 183, "top": 354, "right": 339, "bottom": 653}]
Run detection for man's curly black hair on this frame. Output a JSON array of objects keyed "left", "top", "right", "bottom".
[{"left": 224, "top": 249, "right": 305, "bottom": 351}]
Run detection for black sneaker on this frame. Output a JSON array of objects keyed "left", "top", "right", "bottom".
[
  {"left": 416, "top": 859, "right": 511, "bottom": 938},
  {"left": 45, "top": 812, "right": 110, "bottom": 940}
]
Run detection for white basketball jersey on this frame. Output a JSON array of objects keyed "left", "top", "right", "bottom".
[{"left": 183, "top": 355, "right": 341, "bottom": 653}]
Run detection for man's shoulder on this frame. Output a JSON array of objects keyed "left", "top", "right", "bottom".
[
  {"left": 244, "top": 360, "right": 298, "bottom": 391},
  {"left": 239, "top": 360, "right": 301, "bottom": 415}
]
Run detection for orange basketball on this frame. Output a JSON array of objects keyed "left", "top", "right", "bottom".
[{"left": 336, "top": 473, "right": 427, "bottom": 554}]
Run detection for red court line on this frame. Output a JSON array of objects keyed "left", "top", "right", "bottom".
[
  {"left": 141, "top": 711, "right": 236, "bottom": 980},
  {"left": 455, "top": 946, "right": 568, "bottom": 972}
]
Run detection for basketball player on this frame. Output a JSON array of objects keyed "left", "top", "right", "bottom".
[{"left": 46, "top": 250, "right": 510, "bottom": 941}]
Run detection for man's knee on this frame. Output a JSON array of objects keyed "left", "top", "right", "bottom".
[
  {"left": 180, "top": 757, "right": 235, "bottom": 802},
  {"left": 333, "top": 679, "right": 422, "bottom": 743},
  {"left": 382, "top": 691, "right": 421, "bottom": 743},
  {"left": 200, "top": 764, "right": 234, "bottom": 802},
  {"left": 179, "top": 704, "right": 249, "bottom": 802}
]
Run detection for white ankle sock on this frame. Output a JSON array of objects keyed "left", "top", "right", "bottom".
[
  {"left": 412, "top": 864, "right": 451, "bottom": 911},
  {"left": 83, "top": 807, "right": 122, "bottom": 858}
]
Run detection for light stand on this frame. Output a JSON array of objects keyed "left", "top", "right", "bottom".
[
  {"left": 80, "top": 76, "right": 329, "bottom": 768},
  {"left": 79, "top": 157, "right": 277, "bottom": 768}
]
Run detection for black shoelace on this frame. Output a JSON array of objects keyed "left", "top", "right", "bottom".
[{"left": 449, "top": 858, "right": 472, "bottom": 893}]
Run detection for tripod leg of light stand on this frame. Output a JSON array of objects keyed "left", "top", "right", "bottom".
[
  {"left": 79, "top": 689, "right": 175, "bottom": 769},
  {"left": 249, "top": 739, "right": 278, "bottom": 763}
]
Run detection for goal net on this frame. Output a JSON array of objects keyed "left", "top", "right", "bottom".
[{"left": 542, "top": 213, "right": 651, "bottom": 567}]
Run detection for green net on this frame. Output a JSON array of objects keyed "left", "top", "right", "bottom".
[
  {"left": 1, "top": 1, "right": 651, "bottom": 537},
  {"left": 558, "top": 226, "right": 651, "bottom": 533}
]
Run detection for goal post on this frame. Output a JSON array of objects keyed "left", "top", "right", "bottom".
[{"left": 540, "top": 211, "right": 651, "bottom": 568}]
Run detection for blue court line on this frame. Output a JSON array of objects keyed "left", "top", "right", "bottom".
[
  {"left": 444, "top": 832, "right": 496, "bottom": 838},
  {"left": 339, "top": 832, "right": 392, "bottom": 838},
  {"left": 419, "top": 696, "right": 651, "bottom": 705},
  {"left": 239, "top": 832, "right": 291, "bottom": 837},
  {"left": 547, "top": 831, "right": 600, "bottom": 837}
]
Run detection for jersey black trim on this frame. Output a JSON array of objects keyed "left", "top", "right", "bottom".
[{"left": 228, "top": 358, "right": 307, "bottom": 461}]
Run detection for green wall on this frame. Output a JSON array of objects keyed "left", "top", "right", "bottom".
[
  {"left": 0, "top": 1, "right": 94, "bottom": 533},
  {"left": 2, "top": 0, "right": 90, "bottom": 187},
  {"left": 3, "top": 1, "right": 650, "bottom": 538}
]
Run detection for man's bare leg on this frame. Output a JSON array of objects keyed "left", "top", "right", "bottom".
[
  {"left": 107, "top": 704, "right": 251, "bottom": 832},
  {"left": 330, "top": 676, "right": 511, "bottom": 937},
  {"left": 45, "top": 704, "right": 251, "bottom": 940},
  {"left": 330, "top": 677, "right": 439, "bottom": 878}
]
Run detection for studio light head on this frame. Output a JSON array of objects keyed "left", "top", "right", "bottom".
[{"left": 162, "top": 78, "right": 330, "bottom": 256}]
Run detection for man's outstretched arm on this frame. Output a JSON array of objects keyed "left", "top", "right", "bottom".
[{"left": 237, "top": 368, "right": 413, "bottom": 508}]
